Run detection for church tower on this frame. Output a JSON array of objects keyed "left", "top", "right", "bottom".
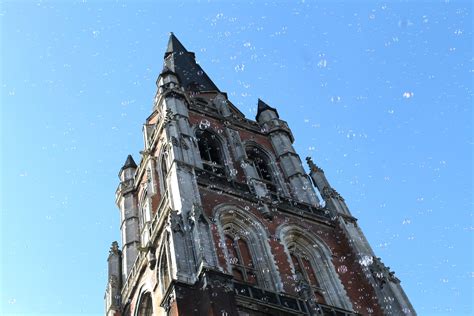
[{"left": 104, "top": 33, "right": 416, "bottom": 316}]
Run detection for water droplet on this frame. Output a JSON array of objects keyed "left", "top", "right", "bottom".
[
  {"left": 199, "top": 119, "right": 211, "bottom": 130},
  {"left": 402, "top": 91, "right": 414, "bottom": 99},
  {"left": 359, "top": 255, "right": 373, "bottom": 267}
]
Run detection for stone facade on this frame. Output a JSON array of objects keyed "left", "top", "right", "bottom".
[{"left": 104, "top": 33, "right": 416, "bottom": 316}]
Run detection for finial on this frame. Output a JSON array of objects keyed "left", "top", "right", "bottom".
[
  {"left": 306, "top": 157, "right": 324, "bottom": 173},
  {"left": 109, "top": 241, "right": 120, "bottom": 255}
]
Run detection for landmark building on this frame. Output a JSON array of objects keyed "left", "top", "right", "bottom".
[{"left": 104, "top": 34, "right": 415, "bottom": 316}]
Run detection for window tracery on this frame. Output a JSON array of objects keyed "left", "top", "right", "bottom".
[
  {"left": 278, "top": 225, "right": 353, "bottom": 310},
  {"left": 225, "top": 232, "right": 258, "bottom": 286},
  {"left": 246, "top": 146, "right": 278, "bottom": 192},
  {"left": 196, "top": 129, "right": 225, "bottom": 175},
  {"left": 216, "top": 206, "right": 282, "bottom": 292}
]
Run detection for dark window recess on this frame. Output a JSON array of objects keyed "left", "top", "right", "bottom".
[
  {"left": 291, "top": 251, "right": 326, "bottom": 304},
  {"left": 161, "top": 154, "right": 168, "bottom": 186},
  {"left": 226, "top": 234, "right": 258, "bottom": 286},
  {"left": 160, "top": 249, "right": 171, "bottom": 292},
  {"left": 246, "top": 147, "right": 277, "bottom": 192},
  {"left": 196, "top": 130, "right": 225, "bottom": 175},
  {"left": 279, "top": 296, "right": 299, "bottom": 310},
  {"left": 137, "top": 293, "right": 153, "bottom": 316}
]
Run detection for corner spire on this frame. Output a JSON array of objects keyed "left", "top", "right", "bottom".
[
  {"left": 256, "top": 98, "right": 279, "bottom": 121},
  {"left": 165, "top": 32, "right": 188, "bottom": 58},
  {"left": 121, "top": 154, "right": 137, "bottom": 170}
]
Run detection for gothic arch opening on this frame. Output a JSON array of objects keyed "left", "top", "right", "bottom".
[
  {"left": 135, "top": 292, "right": 153, "bottom": 316},
  {"left": 245, "top": 144, "right": 285, "bottom": 194},
  {"left": 214, "top": 205, "right": 281, "bottom": 292},
  {"left": 196, "top": 129, "right": 225, "bottom": 176},
  {"left": 158, "top": 148, "right": 169, "bottom": 195},
  {"left": 157, "top": 234, "right": 172, "bottom": 296},
  {"left": 277, "top": 225, "right": 353, "bottom": 311}
]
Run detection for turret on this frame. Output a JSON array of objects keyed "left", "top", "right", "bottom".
[
  {"left": 306, "top": 157, "right": 350, "bottom": 215},
  {"left": 257, "top": 99, "right": 319, "bottom": 206},
  {"left": 116, "top": 155, "right": 140, "bottom": 281},
  {"left": 104, "top": 241, "right": 122, "bottom": 316}
]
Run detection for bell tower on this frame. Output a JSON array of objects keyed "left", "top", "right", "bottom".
[{"left": 104, "top": 33, "right": 416, "bottom": 316}]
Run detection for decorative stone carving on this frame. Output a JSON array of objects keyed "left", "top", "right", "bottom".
[
  {"left": 109, "top": 241, "right": 121, "bottom": 255},
  {"left": 163, "top": 108, "right": 174, "bottom": 125},
  {"left": 147, "top": 248, "right": 157, "bottom": 270},
  {"left": 306, "top": 156, "right": 324, "bottom": 173},
  {"left": 188, "top": 203, "right": 206, "bottom": 228},
  {"left": 171, "top": 136, "right": 179, "bottom": 147},
  {"left": 322, "top": 186, "right": 344, "bottom": 202},
  {"left": 169, "top": 212, "right": 185, "bottom": 233},
  {"left": 109, "top": 275, "right": 119, "bottom": 287},
  {"left": 370, "top": 256, "right": 400, "bottom": 288},
  {"left": 180, "top": 135, "right": 189, "bottom": 150}
]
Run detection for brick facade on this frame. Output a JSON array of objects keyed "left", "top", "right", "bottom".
[{"left": 104, "top": 33, "right": 416, "bottom": 316}]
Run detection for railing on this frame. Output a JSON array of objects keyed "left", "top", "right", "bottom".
[
  {"left": 233, "top": 281, "right": 359, "bottom": 316},
  {"left": 121, "top": 252, "right": 145, "bottom": 303}
]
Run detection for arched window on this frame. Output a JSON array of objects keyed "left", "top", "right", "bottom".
[
  {"left": 158, "top": 244, "right": 171, "bottom": 293},
  {"left": 278, "top": 225, "right": 353, "bottom": 310},
  {"left": 196, "top": 130, "right": 225, "bottom": 175},
  {"left": 216, "top": 206, "right": 282, "bottom": 291},
  {"left": 136, "top": 292, "right": 153, "bottom": 316},
  {"left": 225, "top": 233, "right": 258, "bottom": 285},
  {"left": 246, "top": 147, "right": 277, "bottom": 192},
  {"left": 159, "top": 150, "right": 169, "bottom": 194},
  {"left": 290, "top": 249, "right": 326, "bottom": 304}
]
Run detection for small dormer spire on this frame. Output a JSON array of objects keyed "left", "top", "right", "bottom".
[
  {"left": 256, "top": 98, "right": 279, "bottom": 121},
  {"left": 121, "top": 154, "right": 137, "bottom": 170}
]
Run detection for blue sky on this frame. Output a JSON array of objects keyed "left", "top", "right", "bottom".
[{"left": 0, "top": 0, "right": 472, "bottom": 315}]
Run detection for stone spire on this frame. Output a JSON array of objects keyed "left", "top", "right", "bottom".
[
  {"left": 162, "top": 32, "right": 219, "bottom": 92},
  {"left": 165, "top": 32, "right": 188, "bottom": 57}
]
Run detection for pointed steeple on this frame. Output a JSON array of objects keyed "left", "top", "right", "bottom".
[
  {"left": 121, "top": 154, "right": 137, "bottom": 170},
  {"left": 164, "top": 32, "right": 188, "bottom": 58},
  {"left": 256, "top": 98, "right": 279, "bottom": 121},
  {"left": 161, "top": 32, "right": 219, "bottom": 93}
]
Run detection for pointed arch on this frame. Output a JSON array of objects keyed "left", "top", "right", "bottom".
[
  {"left": 156, "top": 232, "right": 172, "bottom": 296},
  {"left": 277, "top": 224, "right": 353, "bottom": 311},
  {"left": 243, "top": 141, "right": 288, "bottom": 195},
  {"left": 195, "top": 128, "right": 225, "bottom": 175},
  {"left": 134, "top": 291, "right": 153, "bottom": 316},
  {"left": 214, "top": 204, "right": 282, "bottom": 291},
  {"left": 157, "top": 145, "right": 170, "bottom": 195}
]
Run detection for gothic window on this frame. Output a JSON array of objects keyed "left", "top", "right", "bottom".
[
  {"left": 217, "top": 207, "right": 282, "bottom": 292},
  {"left": 159, "top": 151, "right": 169, "bottom": 193},
  {"left": 196, "top": 130, "right": 225, "bottom": 175},
  {"left": 225, "top": 233, "right": 258, "bottom": 285},
  {"left": 290, "top": 249, "right": 326, "bottom": 304},
  {"left": 279, "top": 226, "right": 353, "bottom": 310},
  {"left": 246, "top": 147, "right": 277, "bottom": 192},
  {"left": 159, "top": 245, "right": 171, "bottom": 293},
  {"left": 136, "top": 292, "right": 153, "bottom": 316}
]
